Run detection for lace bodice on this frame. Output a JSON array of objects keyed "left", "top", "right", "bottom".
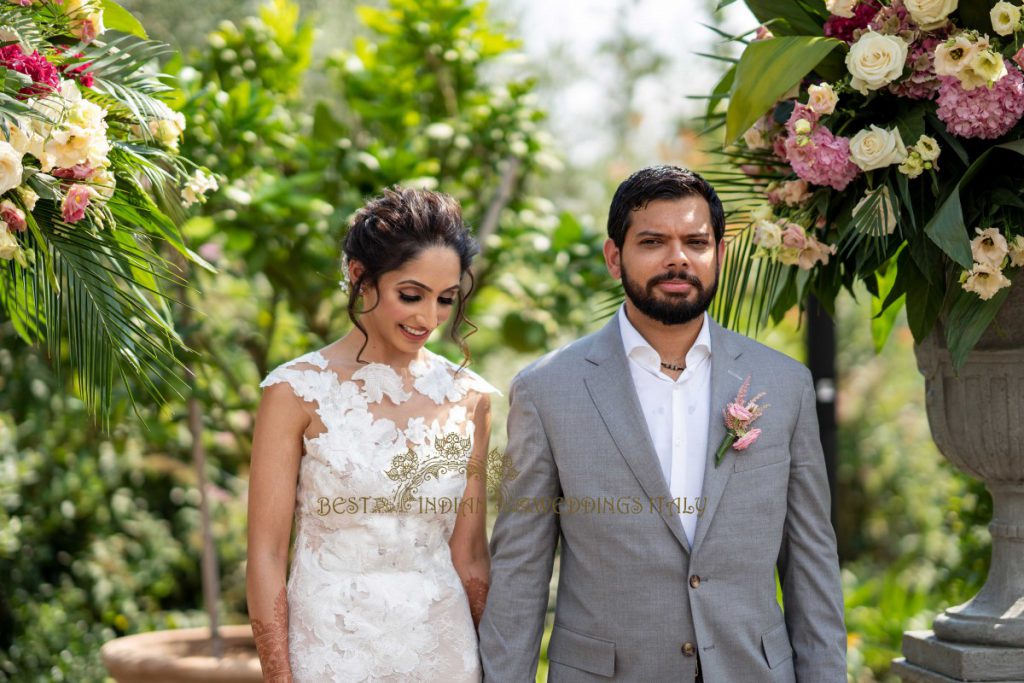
[{"left": 259, "top": 348, "right": 499, "bottom": 682}]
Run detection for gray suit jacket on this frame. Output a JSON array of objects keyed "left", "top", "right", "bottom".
[{"left": 479, "top": 315, "right": 846, "bottom": 682}]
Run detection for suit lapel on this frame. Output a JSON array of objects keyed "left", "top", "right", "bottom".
[
  {"left": 583, "top": 316, "right": 692, "bottom": 554},
  {"left": 690, "top": 320, "right": 745, "bottom": 556}
]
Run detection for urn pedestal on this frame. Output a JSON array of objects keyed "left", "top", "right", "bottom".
[
  {"left": 101, "top": 625, "right": 262, "bottom": 683},
  {"left": 893, "top": 285, "right": 1024, "bottom": 682}
]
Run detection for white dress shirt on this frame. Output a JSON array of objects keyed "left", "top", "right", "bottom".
[{"left": 618, "top": 305, "right": 712, "bottom": 546}]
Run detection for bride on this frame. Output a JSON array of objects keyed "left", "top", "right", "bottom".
[{"left": 246, "top": 187, "right": 498, "bottom": 682}]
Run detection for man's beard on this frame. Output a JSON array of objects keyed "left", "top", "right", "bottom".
[{"left": 621, "top": 260, "right": 718, "bottom": 325}]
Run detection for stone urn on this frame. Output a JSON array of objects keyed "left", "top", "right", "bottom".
[
  {"left": 894, "top": 283, "right": 1024, "bottom": 681},
  {"left": 101, "top": 625, "right": 262, "bottom": 683}
]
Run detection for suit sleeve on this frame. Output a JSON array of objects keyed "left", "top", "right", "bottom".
[
  {"left": 777, "top": 370, "right": 847, "bottom": 683},
  {"left": 479, "top": 376, "right": 562, "bottom": 682}
]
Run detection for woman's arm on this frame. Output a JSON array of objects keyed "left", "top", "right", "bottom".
[
  {"left": 246, "top": 382, "right": 308, "bottom": 683},
  {"left": 449, "top": 392, "right": 493, "bottom": 629}
]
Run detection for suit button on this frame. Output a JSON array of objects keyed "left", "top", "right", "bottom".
[
  {"left": 682, "top": 641, "right": 696, "bottom": 656},
  {"left": 689, "top": 574, "right": 701, "bottom": 588}
]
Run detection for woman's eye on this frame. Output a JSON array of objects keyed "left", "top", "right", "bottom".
[
  {"left": 399, "top": 293, "right": 421, "bottom": 303},
  {"left": 439, "top": 297, "right": 455, "bottom": 306}
]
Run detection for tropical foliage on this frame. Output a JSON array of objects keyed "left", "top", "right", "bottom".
[
  {"left": 704, "top": 0, "right": 1024, "bottom": 368},
  {"left": 0, "top": 0, "right": 218, "bottom": 427}
]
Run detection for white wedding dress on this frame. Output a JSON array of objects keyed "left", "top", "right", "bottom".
[{"left": 259, "top": 348, "right": 499, "bottom": 682}]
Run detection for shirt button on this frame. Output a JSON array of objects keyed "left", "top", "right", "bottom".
[
  {"left": 689, "top": 574, "right": 701, "bottom": 588},
  {"left": 682, "top": 641, "right": 696, "bottom": 656}
]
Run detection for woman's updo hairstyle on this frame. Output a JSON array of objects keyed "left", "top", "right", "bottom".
[{"left": 342, "top": 186, "right": 480, "bottom": 366}]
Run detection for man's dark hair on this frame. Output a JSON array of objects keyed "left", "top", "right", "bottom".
[{"left": 607, "top": 165, "right": 726, "bottom": 248}]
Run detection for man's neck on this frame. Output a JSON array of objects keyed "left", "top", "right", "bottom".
[{"left": 623, "top": 301, "right": 704, "bottom": 364}]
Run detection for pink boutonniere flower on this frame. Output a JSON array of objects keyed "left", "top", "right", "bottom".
[{"left": 715, "top": 376, "right": 768, "bottom": 467}]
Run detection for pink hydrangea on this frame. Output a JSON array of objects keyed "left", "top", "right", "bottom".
[
  {"left": 890, "top": 36, "right": 943, "bottom": 100},
  {"left": 784, "top": 127, "right": 861, "bottom": 191},
  {"left": 785, "top": 103, "right": 820, "bottom": 136},
  {"left": 824, "top": 0, "right": 882, "bottom": 42},
  {"left": 936, "top": 68, "right": 1024, "bottom": 140},
  {"left": 61, "top": 184, "right": 92, "bottom": 224},
  {"left": 867, "top": 0, "right": 914, "bottom": 36},
  {"left": 0, "top": 45, "right": 59, "bottom": 96}
]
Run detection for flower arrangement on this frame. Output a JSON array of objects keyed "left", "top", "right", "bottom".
[
  {"left": 0, "top": 0, "right": 218, "bottom": 423},
  {"left": 707, "top": 0, "right": 1024, "bottom": 367}
]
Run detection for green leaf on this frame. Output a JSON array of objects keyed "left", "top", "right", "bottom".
[
  {"left": 924, "top": 139, "right": 1024, "bottom": 268},
  {"left": 99, "top": 0, "right": 148, "bottom": 39},
  {"left": 902, "top": 251, "right": 943, "bottom": 342},
  {"left": 870, "top": 251, "right": 904, "bottom": 353},
  {"left": 944, "top": 272, "right": 1016, "bottom": 370},
  {"left": 743, "top": 0, "right": 826, "bottom": 35},
  {"left": 726, "top": 36, "right": 843, "bottom": 144},
  {"left": 706, "top": 64, "right": 735, "bottom": 125}
]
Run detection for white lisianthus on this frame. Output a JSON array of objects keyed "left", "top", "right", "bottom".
[
  {"left": 826, "top": 0, "right": 858, "bottom": 18},
  {"left": 990, "top": 1, "right": 1022, "bottom": 36},
  {"left": 853, "top": 186, "right": 898, "bottom": 235},
  {"left": 971, "top": 227, "right": 1009, "bottom": 268},
  {"left": 90, "top": 165, "right": 116, "bottom": 201},
  {"left": 846, "top": 31, "right": 909, "bottom": 95},
  {"left": 16, "top": 186, "right": 38, "bottom": 212},
  {"left": 962, "top": 262, "right": 1011, "bottom": 300},
  {"left": 0, "top": 141, "right": 24, "bottom": 195},
  {"left": 898, "top": 153, "right": 925, "bottom": 178},
  {"left": 849, "top": 125, "right": 908, "bottom": 171},
  {"left": 905, "top": 0, "right": 958, "bottom": 30},
  {"left": 968, "top": 49, "right": 1007, "bottom": 86},
  {"left": 753, "top": 220, "right": 783, "bottom": 249},
  {"left": 934, "top": 33, "right": 979, "bottom": 77},
  {"left": 1008, "top": 235, "right": 1024, "bottom": 267},
  {"left": 749, "top": 203, "right": 773, "bottom": 222},
  {"left": 182, "top": 170, "right": 219, "bottom": 207},
  {"left": 914, "top": 134, "right": 941, "bottom": 161},
  {"left": 807, "top": 82, "right": 839, "bottom": 115}
]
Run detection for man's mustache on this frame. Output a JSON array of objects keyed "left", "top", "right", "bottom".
[{"left": 647, "top": 271, "right": 703, "bottom": 292}]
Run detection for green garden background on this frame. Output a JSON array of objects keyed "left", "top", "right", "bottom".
[{"left": 0, "top": 1, "right": 992, "bottom": 681}]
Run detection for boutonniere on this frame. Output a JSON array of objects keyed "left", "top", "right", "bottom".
[{"left": 714, "top": 376, "right": 768, "bottom": 467}]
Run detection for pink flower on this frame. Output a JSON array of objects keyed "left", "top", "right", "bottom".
[
  {"left": 824, "top": 0, "right": 882, "bottom": 42},
  {"left": 0, "top": 200, "right": 26, "bottom": 232},
  {"left": 936, "top": 68, "right": 1024, "bottom": 140},
  {"left": 728, "top": 403, "right": 754, "bottom": 424},
  {"left": 0, "top": 45, "right": 60, "bottom": 96},
  {"left": 52, "top": 164, "right": 95, "bottom": 180},
  {"left": 781, "top": 223, "right": 808, "bottom": 249},
  {"left": 1015, "top": 47, "right": 1024, "bottom": 71},
  {"left": 785, "top": 103, "right": 820, "bottom": 136},
  {"left": 733, "top": 429, "right": 762, "bottom": 451},
  {"left": 890, "top": 36, "right": 943, "bottom": 100},
  {"left": 784, "top": 127, "right": 861, "bottom": 191},
  {"left": 61, "top": 184, "right": 92, "bottom": 223}
]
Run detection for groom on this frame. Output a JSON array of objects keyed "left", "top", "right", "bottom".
[{"left": 479, "top": 166, "right": 846, "bottom": 681}]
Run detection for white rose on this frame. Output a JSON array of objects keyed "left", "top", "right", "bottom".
[
  {"left": 971, "top": 227, "right": 1009, "bottom": 268},
  {"left": 0, "top": 140, "right": 24, "bottom": 195},
  {"left": 826, "top": 0, "right": 858, "bottom": 18},
  {"left": 753, "top": 220, "right": 783, "bottom": 249},
  {"left": 905, "top": 0, "right": 958, "bottom": 30},
  {"left": 990, "top": 1, "right": 1021, "bottom": 36},
  {"left": 962, "top": 262, "right": 1011, "bottom": 300},
  {"left": 846, "top": 31, "right": 909, "bottom": 95},
  {"left": 0, "top": 225, "right": 20, "bottom": 261},
  {"left": 807, "top": 82, "right": 839, "bottom": 115},
  {"left": 849, "top": 125, "right": 909, "bottom": 171}
]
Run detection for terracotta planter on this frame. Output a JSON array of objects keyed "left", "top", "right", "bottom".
[
  {"left": 101, "top": 625, "right": 262, "bottom": 683},
  {"left": 912, "top": 282, "right": 1024, "bottom": 648}
]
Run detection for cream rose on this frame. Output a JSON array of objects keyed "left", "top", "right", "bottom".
[
  {"left": 826, "top": 0, "right": 858, "bottom": 18},
  {"left": 846, "top": 31, "right": 909, "bottom": 95},
  {"left": 0, "top": 141, "right": 24, "bottom": 195},
  {"left": 962, "top": 262, "right": 1011, "bottom": 300},
  {"left": 991, "top": 1, "right": 1022, "bottom": 36},
  {"left": 807, "top": 82, "right": 839, "bottom": 115},
  {"left": 753, "top": 220, "right": 783, "bottom": 249},
  {"left": 849, "top": 125, "right": 908, "bottom": 171},
  {"left": 971, "top": 227, "right": 1009, "bottom": 268},
  {"left": 905, "top": 0, "right": 958, "bottom": 30}
]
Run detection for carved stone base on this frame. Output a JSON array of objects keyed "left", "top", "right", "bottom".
[{"left": 893, "top": 630, "right": 1024, "bottom": 682}]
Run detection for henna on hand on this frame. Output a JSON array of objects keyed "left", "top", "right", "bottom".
[
  {"left": 251, "top": 585, "right": 293, "bottom": 682},
  {"left": 463, "top": 576, "right": 490, "bottom": 628}
]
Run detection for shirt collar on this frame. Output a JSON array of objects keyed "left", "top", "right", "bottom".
[{"left": 617, "top": 305, "right": 712, "bottom": 374}]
